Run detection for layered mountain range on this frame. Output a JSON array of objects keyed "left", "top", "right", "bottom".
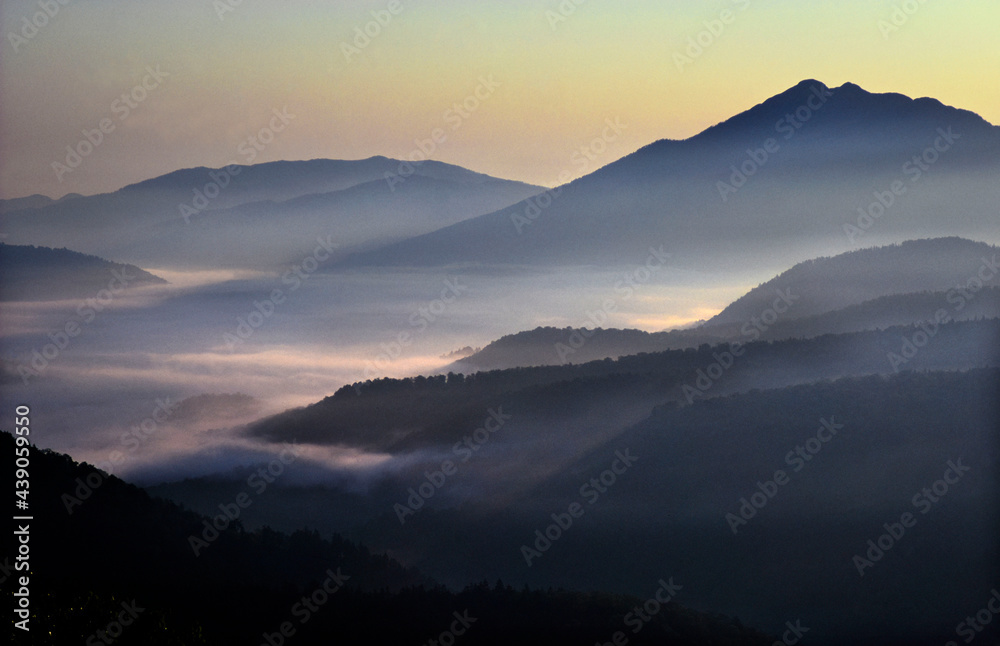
[
  {"left": 0, "top": 158, "right": 544, "bottom": 269},
  {"left": 3, "top": 79, "right": 998, "bottom": 645}
]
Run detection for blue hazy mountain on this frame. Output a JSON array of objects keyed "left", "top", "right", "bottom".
[
  {"left": 343, "top": 80, "right": 1000, "bottom": 270},
  {"left": 699, "top": 237, "right": 998, "bottom": 327},
  {"left": 0, "top": 243, "right": 166, "bottom": 301},
  {"left": 0, "top": 192, "right": 81, "bottom": 213},
  {"left": 448, "top": 237, "right": 1000, "bottom": 371},
  {"left": 0, "top": 157, "right": 544, "bottom": 269}
]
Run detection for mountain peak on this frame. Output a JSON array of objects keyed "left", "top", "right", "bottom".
[
  {"left": 833, "top": 81, "right": 863, "bottom": 93},
  {"left": 790, "top": 78, "right": 830, "bottom": 92},
  {"left": 676, "top": 78, "right": 997, "bottom": 149}
]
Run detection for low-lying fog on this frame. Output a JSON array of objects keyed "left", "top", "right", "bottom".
[{"left": 0, "top": 263, "right": 757, "bottom": 484}]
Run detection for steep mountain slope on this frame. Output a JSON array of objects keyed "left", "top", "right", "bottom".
[
  {"left": 343, "top": 81, "right": 1000, "bottom": 270},
  {"left": 1, "top": 431, "right": 774, "bottom": 645},
  {"left": 452, "top": 285, "right": 1000, "bottom": 372},
  {"left": 447, "top": 238, "right": 1000, "bottom": 371},
  {"left": 704, "top": 237, "right": 999, "bottom": 328},
  {"left": 246, "top": 319, "right": 1000, "bottom": 455},
  {"left": 353, "top": 369, "right": 1000, "bottom": 646}
]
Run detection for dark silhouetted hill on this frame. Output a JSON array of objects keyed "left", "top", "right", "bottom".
[
  {"left": 352, "top": 369, "right": 1000, "bottom": 646},
  {"left": 246, "top": 318, "right": 1000, "bottom": 453},
  {"left": 1, "top": 432, "right": 774, "bottom": 645}
]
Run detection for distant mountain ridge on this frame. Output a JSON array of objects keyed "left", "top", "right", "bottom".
[
  {"left": 449, "top": 237, "right": 1000, "bottom": 371},
  {"left": 450, "top": 284, "right": 1000, "bottom": 372},
  {"left": 690, "top": 80, "right": 996, "bottom": 149},
  {"left": 6, "top": 81, "right": 996, "bottom": 272},
  {"left": 0, "top": 243, "right": 166, "bottom": 301},
  {"left": 342, "top": 80, "right": 1000, "bottom": 270},
  {"left": 145, "top": 172, "right": 546, "bottom": 268},
  {"left": 117, "top": 156, "right": 531, "bottom": 201},
  {"left": 703, "top": 237, "right": 999, "bottom": 327},
  {"left": 0, "top": 157, "right": 545, "bottom": 269},
  {"left": 0, "top": 192, "right": 82, "bottom": 213}
]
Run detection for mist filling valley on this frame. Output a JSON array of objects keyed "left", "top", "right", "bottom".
[{"left": 2, "top": 79, "right": 999, "bottom": 646}]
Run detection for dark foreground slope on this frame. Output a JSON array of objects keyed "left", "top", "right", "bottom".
[
  {"left": 1, "top": 432, "right": 773, "bottom": 646},
  {"left": 156, "top": 322, "right": 1000, "bottom": 646},
  {"left": 353, "top": 369, "right": 1000, "bottom": 646}
]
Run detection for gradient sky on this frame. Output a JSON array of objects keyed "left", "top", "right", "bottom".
[{"left": 1, "top": 0, "right": 998, "bottom": 199}]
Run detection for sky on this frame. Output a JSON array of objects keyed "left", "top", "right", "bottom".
[{"left": 1, "top": 0, "right": 999, "bottom": 199}]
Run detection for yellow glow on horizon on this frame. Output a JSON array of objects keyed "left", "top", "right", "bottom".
[{"left": 1, "top": 0, "right": 998, "bottom": 197}]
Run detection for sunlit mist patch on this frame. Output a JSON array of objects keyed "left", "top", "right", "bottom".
[
  {"left": 143, "top": 267, "right": 273, "bottom": 290},
  {"left": 627, "top": 307, "right": 724, "bottom": 331}
]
